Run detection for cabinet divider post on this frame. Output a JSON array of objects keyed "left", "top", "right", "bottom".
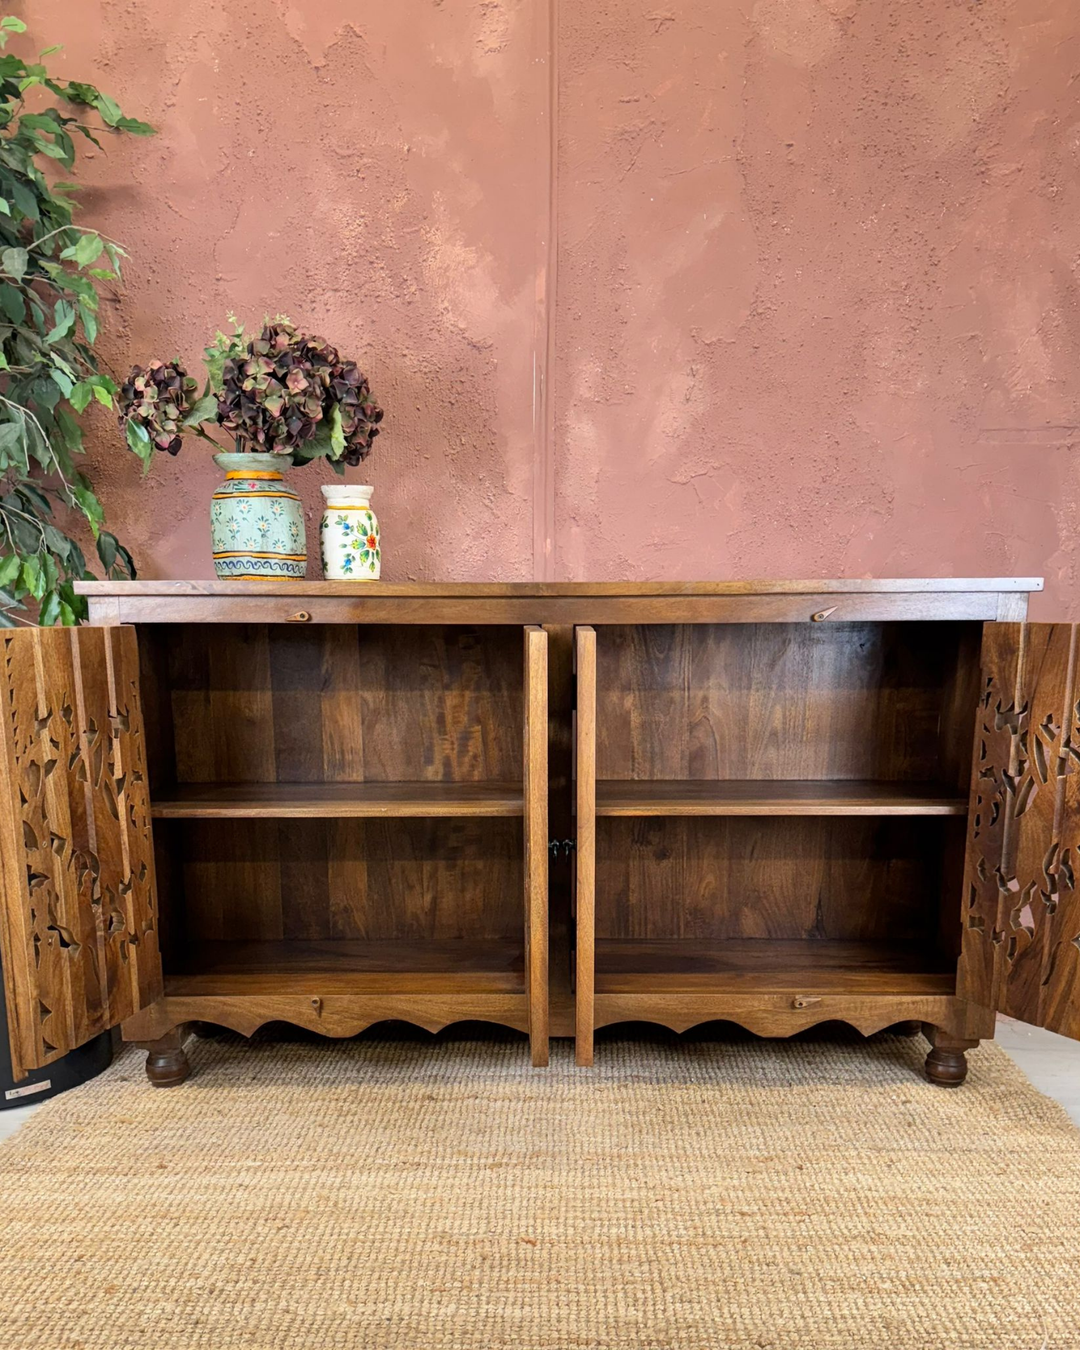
[
  {"left": 575, "top": 627, "right": 597, "bottom": 1066},
  {"left": 524, "top": 627, "right": 550, "bottom": 1065}
]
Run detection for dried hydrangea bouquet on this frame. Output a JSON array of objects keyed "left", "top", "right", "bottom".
[{"left": 118, "top": 319, "right": 383, "bottom": 579}]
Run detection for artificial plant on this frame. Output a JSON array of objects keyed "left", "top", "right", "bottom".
[
  {"left": 120, "top": 318, "right": 383, "bottom": 471},
  {"left": 0, "top": 16, "right": 153, "bottom": 626}
]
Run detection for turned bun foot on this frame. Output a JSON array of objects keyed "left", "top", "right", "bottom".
[
  {"left": 144, "top": 1033, "right": 191, "bottom": 1087},
  {"left": 891, "top": 1021, "right": 923, "bottom": 1037},
  {"left": 923, "top": 1029, "right": 978, "bottom": 1087},
  {"left": 925, "top": 1045, "right": 968, "bottom": 1086}
]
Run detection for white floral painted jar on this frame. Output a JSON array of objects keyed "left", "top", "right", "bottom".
[{"left": 319, "top": 484, "right": 381, "bottom": 580}]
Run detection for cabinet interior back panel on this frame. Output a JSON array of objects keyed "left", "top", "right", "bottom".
[
  {"left": 157, "top": 817, "right": 524, "bottom": 949},
  {"left": 595, "top": 622, "right": 981, "bottom": 783},
  {"left": 140, "top": 624, "right": 525, "bottom": 785},
  {"left": 595, "top": 816, "right": 959, "bottom": 945}
]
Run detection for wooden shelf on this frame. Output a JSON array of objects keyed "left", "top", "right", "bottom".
[
  {"left": 594, "top": 939, "right": 956, "bottom": 995},
  {"left": 166, "top": 939, "right": 525, "bottom": 996},
  {"left": 151, "top": 781, "right": 524, "bottom": 819},
  {"left": 594, "top": 779, "right": 968, "bottom": 817}
]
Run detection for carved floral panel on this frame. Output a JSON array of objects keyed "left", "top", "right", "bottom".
[
  {"left": 0, "top": 627, "right": 160, "bottom": 1077},
  {"left": 959, "top": 624, "right": 1080, "bottom": 1039}
]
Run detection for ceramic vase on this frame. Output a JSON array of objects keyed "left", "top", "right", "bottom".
[
  {"left": 320, "top": 484, "right": 381, "bottom": 579},
  {"left": 210, "top": 453, "right": 306, "bottom": 579}
]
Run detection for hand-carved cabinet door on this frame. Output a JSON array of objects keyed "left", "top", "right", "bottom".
[
  {"left": 958, "top": 624, "right": 1080, "bottom": 1040},
  {"left": 0, "top": 626, "right": 161, "bottom": 1080}
]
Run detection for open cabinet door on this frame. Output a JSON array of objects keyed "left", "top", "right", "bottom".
[
  {"left": 523, "top": 626, "right": 549, "bottom": 1066},
  {"left": 574, "top": 625, "right": 596, "bottom": 1066},
  {"left": 958, "top": 623, "right": 1080, "bottom": 1040},
  {"left": 0, "top": 626, "right": 162, "bottom": 1081}
]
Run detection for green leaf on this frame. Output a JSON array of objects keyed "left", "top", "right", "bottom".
[
  {"left": 69, "top": 380, "right": 94, "bottom": 413},
  {"left": 77, "top": 299, "right": 96, "bottom": 343},
  {"left": 73, "top": 230, "right": 104, "bottom": 265},
  {"left": 9, "top": 180, "right": 38, "bottom": 220},
  {"left": 1, "top": 245, "right": 26, "bottom": 280},
  {"left": 43, "top": 524, "right": 71, "bottom": 558},
  {"left": 183, "top": 393, "right": 219, "bottom": 427},
  {"left": 5, "top": 510, "right": 40, "bottom": 554},
  {"left": 45, "top": 297, "right": 75, "bottom": 343},
  {"left": 70, "top": 126, "right": 103, "bottom": 150},
  {"left": 68, "top": 231, "right": 103, "bottom": 267},
  {"left": 111, "top": 538, "right": 135, "bottom": 580},
  {"left": 58, "top": 600, "right": 76, "bottom": 625},
  {"left": 95, "top": 92, "right": 123, "bottom": 126},
  {"left": 69, "top": 374, "right": 117, "bottom": 411},
  {"left": 96, "top": 530, "right": 117, "bottom": 571},
  {"left": 0, "top": 420, "right": 27, "bottom": 471},
  {"left": 31, "top": 376, "right": 60, "bottom": 412},
  {"left": 114, "top": 116, "right": 155, "bottom": 136},
  {"left": 71, "top": 481, "right": 104, "bottom": 537},
  {"left": 0, "top": 281, "right": 23, "bottom": 323},
  {"left": 40, "top": 551, "right": 58, "bottom": 591},
  {"left": 20, "top": 555, "right": 44, "bottom": 600},
  {"left": 38, "top": 591, "right": 60, "bottom": 626},
  {"left": 15, "top": 483, "right": 52, "bottom": 516},
  {"left": 64, "top": 538, "right": 85, "bottom": 577},
  {"left": 20, "top": 112, "right": 65, "bottom": 132},
  {"left": 0, "top": 553, "right": 19, "bottom": 587},
  {"left": 1, "top": 17, "right": 27, "bottom": 32},
  {"left": 329, "top": 403, "right": 345, "bottom": 458},
  {"left": 299, "top": 422, "right": 334, "bottom": 463},
  {"left": 54, "top": 405, "right": 83, "bottom": 454},
  {"left": 102, "top": 240, "right": 125, "bottom": 278},
  {"left": 32, "top": 138, "right": 69, "bottom": 161},
  {"left": 125, "top": 416, "right": 153, "bottom": 471},
  {"left": 60, "top": 79, "right": 99, "bottom": 106}
]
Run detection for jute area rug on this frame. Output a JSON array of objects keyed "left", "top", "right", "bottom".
[{"left": 0, "top": 1029, "right": 1078, "bottom": 1350}]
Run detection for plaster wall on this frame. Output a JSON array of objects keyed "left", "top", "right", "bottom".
[{"left": 24, "top": 1, "right": 1080, "bottom": 615}]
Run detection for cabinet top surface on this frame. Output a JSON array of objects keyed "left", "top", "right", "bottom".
[{"left": 75, "top": 578, "right": 1042, "bottom": 597}]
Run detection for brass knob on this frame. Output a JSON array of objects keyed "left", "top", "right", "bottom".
[{"left": 287, "top": 610, "right": 312, "bottom": 623}]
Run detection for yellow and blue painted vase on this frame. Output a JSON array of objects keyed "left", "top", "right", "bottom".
[
  {"left": 210, "top": 453, "right": 307, "bottom": 580},
  {"left": 320, "top": 483, "right": 381, "bottom": 579}
]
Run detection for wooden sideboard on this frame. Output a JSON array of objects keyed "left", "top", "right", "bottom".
[{"left": 1, "top": 578, "right": 1077, "bottom": 1091}]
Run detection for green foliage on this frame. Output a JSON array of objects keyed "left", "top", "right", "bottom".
[
  {"left": 203, "top": 314, "right": 248, "bottom": 393},
  {"left": 0, "top": 17, "right": 152, "bottom": 626}
]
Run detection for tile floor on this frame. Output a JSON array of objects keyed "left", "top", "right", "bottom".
[
  {"left": 1, "top": 1018, "right": 1077, "bottom": 1145},
  {"left": 994, "top": 1016, "right": 1080, "bottom": 1125}
]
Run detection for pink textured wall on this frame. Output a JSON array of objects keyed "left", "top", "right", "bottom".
[
  {"left": 24, "top": 1, "right": 1080, "bottom": 615},
  {"left": 28, "top": 1, "right": 549, "bottom": 582}
]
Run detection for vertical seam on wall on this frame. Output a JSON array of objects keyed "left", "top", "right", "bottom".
[{"left": 532, "top": 0, "right": 558, "bottom": 581}]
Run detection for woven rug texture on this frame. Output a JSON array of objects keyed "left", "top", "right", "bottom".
[{"left": 0, "top": 1032, "right": 1078, "bottom": 1350}]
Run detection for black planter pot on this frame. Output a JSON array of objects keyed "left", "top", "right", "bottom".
[{"left": 0, "top": 962, "right": 112, "bottom": 1109}]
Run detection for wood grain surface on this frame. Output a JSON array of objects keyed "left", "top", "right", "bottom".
[{"left": 595, "top": 779, "right": 967, "bottom": 816}]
